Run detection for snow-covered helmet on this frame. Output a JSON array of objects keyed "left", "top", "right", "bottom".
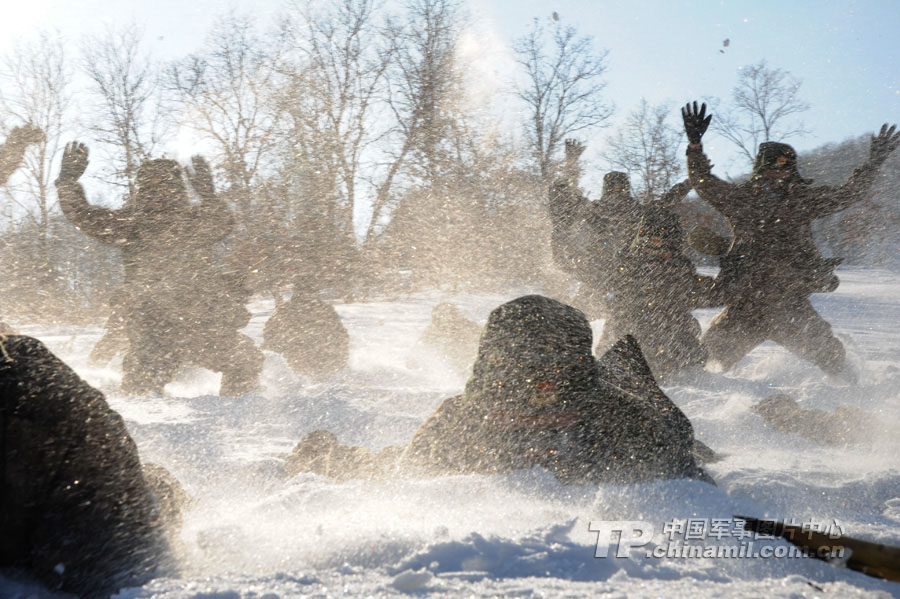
[{"left": 135, "top": 158, "right": 187, "bottom": 208}]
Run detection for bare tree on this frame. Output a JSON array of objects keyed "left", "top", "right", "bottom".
[
  {"left": 366, "top": 0, "right": 465, "bottom": 242},
  {"left": 278, "top": 0, "right": 391, "bottom": 241},
  {"left": 514, "top": 16, "right": 613, "bottom": 182},
  {"left": 0, "top": 32, "right": 116, "bottom": 320},
  {"left": 167, "top": 12, "right": 284, "bottom": 221},
  {"left": 0, "top": 31, "right": 72, "bottom": 243},
  {"left": 710, "top": 60, "right": 810, "bottom": 168},
  {"left": 373, "top": 0, "right": 559, "bottom": 287},
  {"left": 602, "top": 99, "right": 684, "bottom": 202},
  {"left": 81, "top": 23, "right": 170, "bottom": 198},
  {"left": 0, "top": 30, "right": 75, "bottom": 316}
]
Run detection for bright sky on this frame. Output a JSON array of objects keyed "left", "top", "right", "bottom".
[
  {"left": 1, "top": 0, "right": 898, "bottom": 178},
  {"left": 480, "top": 0, "right": 900, "bottom": 176}
]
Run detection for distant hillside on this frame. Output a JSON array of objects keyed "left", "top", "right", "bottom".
[{"left": 800, "top": 134, "right": 900, "bottom": 267}]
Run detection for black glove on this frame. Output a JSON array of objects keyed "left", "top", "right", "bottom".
[
  {"left": 869, "top": 123, "right": 900, "bottom": 166},
  {"left": 682, "top": 101, "right": 712, "bottom": 145},
  {"left": 57, "top": 141, "right": 89, "bottom": 182}
]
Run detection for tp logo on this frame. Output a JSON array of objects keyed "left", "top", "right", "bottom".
[{"left": 589, "top": 521, "right": 654, "bottom": 558}]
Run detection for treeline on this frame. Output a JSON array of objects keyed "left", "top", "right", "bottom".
[
  {"left": 1, "top": 0, "right": 891, "bottom": 324},
  {"left": 3, "top": 0, "right": 598, "bottom": 322},
  {"left": 801, "top": 136, "right": 900, "bottom": 266}
]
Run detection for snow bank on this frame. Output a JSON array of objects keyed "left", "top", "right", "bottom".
[{"left": 3, "top": 270, "right": 899, "bottom": 598}]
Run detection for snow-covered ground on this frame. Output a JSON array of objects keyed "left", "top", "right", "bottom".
[{"left": 3, "top": 267, "right": 900, "bottom": 598}]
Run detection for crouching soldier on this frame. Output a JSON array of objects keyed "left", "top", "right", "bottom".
[
  {"left": 0, "top": 335, "right": 180, "bottom": 598},
  {"left": 286, "top": 295, "right": 714, "bottom": 485},
  {"left": 597, "top": 201, "right": 721, "bottom": 381},
  {"left": 262, "top": 286, "right": 349, "bottom": 376},
  {"left": 418, "top": 302, "right": 482, "bottom": 374},
  {"left": 751, "top": 394, "right": 873, "bottom": 446}
]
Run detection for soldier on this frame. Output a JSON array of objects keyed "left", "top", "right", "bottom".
[
  {"left": 262, "top": 285, "right": 349, "bottom": 377},
  {"left": 681, "top": 102, "right": 900, "bottom": 377},
  {"left": 548, "top": 140, "right": 645, "bottom": 310},
  {"left": 418, "top": 302, "right": 482, "bottom": 374},
  {"left": 0, "top": 334, "right": 177, "bottom": 597},
  {"left": 55, "top": 142, "right": 263, "bottom": 395},
  {"left": 0, "top": 123, "right": 44, "bottom": 330},
  {"left": 596, "top": 201, "right": 721, "bottom": 380},
  {"left": 751, "top": 394, "right": 872, "bottom": 446},
  {"left": 549, "top": 139, "right": 714, "bottom": 379},
  {"left": 286, "top": 295, "right": 714, "bottom": 484}
]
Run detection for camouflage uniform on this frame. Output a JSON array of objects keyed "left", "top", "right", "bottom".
[
  {"left": 751, "top": 394, "right": 872, "bottom": 446},
  {"left": 597, "top": 202, "right": 721, "bottom": 380},
  {"left": 287, "top": 295, "right": 713, "bottom": 484},
  {"left": 419, "top": 302, "right": 482, "bottom": 374},
  {"left": 549, "top": 145, "right": 712, "bottom": 378},
  {"left": 56, "top": 143, "right": 263, "bottom": 395},
  {"left": 548, "top": 170, "right": 645, "bottom": 298},
  {"left": 262, "top": 287, "right": 349, "bottom": 377},
  {"left": 0, "top": 335, "right": 174, "bottom": 597},
  {"left": 682, "top": 107, "right": 899, "bottom": 375}
]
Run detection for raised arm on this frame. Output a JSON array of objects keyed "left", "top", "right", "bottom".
[
  {"left": 659, "top": 178, "right": 692, "bottom": 206},
  {"left": 682, "top": 102, "right": 735, "bottom": 215},
  {"left": 0, "top": 124, "right": 44, "bottom": 185},
  {"left": 560, "top": 138, "right": 585, "bottom": 185},
  {"left": 187, "top": 155, "right": 235, "bottom": 243},
  {"left": 804, "top": 123, "right": 900, "bottom": 217},
  {"left": 548, "top": 139, "right": 592, "bottom": 229},
  {"left": 54, "top": 142, "right": 122, "bottom": 243}
]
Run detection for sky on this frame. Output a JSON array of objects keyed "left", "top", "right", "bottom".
[
  {"left": 0, "top": 0, "right": 898, "bottom": 196},
  {"left": 480, "top": 0, "right": 900, "bottom": 175}
]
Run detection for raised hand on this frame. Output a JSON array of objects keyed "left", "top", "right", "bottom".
[
  {"left": 564, "top": 138, "right": 586, "bottom": 163},
  {"left": 188, "top": 155, "right": 215, "bottom": 198},
  {"left": 869, "top": 123, "right": 900, "bottom": 165},
  {"left": 558, "top": 138, "right": 586, "bottom": 185},
  {"left": 58, "top": 141, "right": 89, "bottom": 182},
  {"left": 682, "top": 101, "right": 712, "bottom": 145},
  {"left": 9, "top": 123, "right": 45, "bottom": 146}
]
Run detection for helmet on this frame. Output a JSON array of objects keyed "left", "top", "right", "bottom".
[
  {"left": 752, "top": 142, "right": 811, "bottom": 184},
  {"left": 136, "top": 159, "right": 184, "bottom": 189},
  {"left": 464, "top": 295, "right": 596, "bottom": 406},
  {"left": 135, "top": 159, "right": 187, "bottom": 209},
  {"left": 602, "top": 171, "right": 631, "bottom": 197},
  {"left": 633, "top": 205, "right": 683, "bottom": 255}
]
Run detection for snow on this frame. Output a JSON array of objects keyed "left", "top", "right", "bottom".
[{"left": 2, "top": 268, "right": 900, "bottom": 598}]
